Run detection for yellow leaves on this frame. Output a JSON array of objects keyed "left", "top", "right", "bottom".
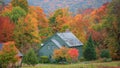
[{"left": 29, "top": 6, "right": 49, "bottom": 28}]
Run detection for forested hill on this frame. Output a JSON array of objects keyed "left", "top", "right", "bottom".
[{"left": 4, "top": 0, "right": 112, "bottom": 13}]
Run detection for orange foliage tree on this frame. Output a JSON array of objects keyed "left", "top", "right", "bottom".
[
  {"left": 0, "top": 42, "right": 18, "bottom": 68},
  {"left": 70, "top": 14, "right": 89, "bottom": 43},
  {"left": 29, "top": 6, "right": 49, "bottom": 42},
  {"left": 49, "top": 8, "right": 71, "bottom": 33}
]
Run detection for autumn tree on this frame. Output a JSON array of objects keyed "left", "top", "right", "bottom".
[
  {"left": 11, "top": 0, "right": 29, "bottom": 12},
  {"left": 101, "top": 0, "right": 120, "bottom": 60},
  {"left": 49, "top": 8, "right": 71, "bottom": 33},
  {"left": 0, "top": 16, "right": 15, "bottom": 43},
  {"left": 90, "top": 2, "right": 108, "bottom": 24},
  {"left": 0, "top": 42, "right": 18, "bottom": 68},
  {"left": 70, "top": 14, "right": 89, "bottom": 43},
  {"left": 13, "top": 17, "right": 40, "bottom": 53},
  {"left": 29, "top": 6, "right": 49, "bottom": 42}
]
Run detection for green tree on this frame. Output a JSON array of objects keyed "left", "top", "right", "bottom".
[
  {"left": 11, "top": 0, "right": 29, "bottom": 12},
  {"left": 23, "top": 48, "right": 38, "bottom": 66},
  {"left": 83, "top": 35, "right": 97, "bottom": 61},
  {"left": 4, "top": 6, "right": 26, "bottom": 23}
]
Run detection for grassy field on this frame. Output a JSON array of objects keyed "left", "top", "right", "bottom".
[{"left": 22, "top": 61, "right": 120, "bottom": 68}]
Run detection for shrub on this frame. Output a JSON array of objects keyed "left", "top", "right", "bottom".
[
  {"left": 66, "top": 48, "right": 79, "bottom": 63},
  {"left": 96, "top": 58, "right": 112, "bottom": 62},
  {"left": 100, "top": 49, "right": 111, "bottom": 58},
  {"left": 83, "top": 36, "right": 97, "bottom": 61},
  {"left": 53, "top": 47, "right": 69, "bottom": 63},
  {"left": 53, "top": 47, "right": 79, "bottom": 63},
  {"left": 39, "top": 56, "right": 50, "bottom": 63},
  {"left": 23, "top": 48, "right": 38, "bottom": 66},
  {"left": 103, "top": 58, "right": 112, "bottom": 62}
]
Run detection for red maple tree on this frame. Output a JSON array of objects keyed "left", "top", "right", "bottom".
[{"left": 0, "top": 16, "right": 15, "bottom": 43}]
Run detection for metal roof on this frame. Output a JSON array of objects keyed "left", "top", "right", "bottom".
[
  {"left": 51, "top": 39, "right": 62, "bottom": 48},
  {"left": 57, "top": 32, "right": 83, "bottom": 47},
  {"left": 17, "top": 51, "right": 23, "bottom": 56}
]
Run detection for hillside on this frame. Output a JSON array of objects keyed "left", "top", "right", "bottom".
[{"left": 4, "top": 0, "right": 112, "bottom": 13}]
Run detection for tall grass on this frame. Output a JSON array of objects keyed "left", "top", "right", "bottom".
[{"left": 22, "top": 61, "right": 120, "bottom": 68}]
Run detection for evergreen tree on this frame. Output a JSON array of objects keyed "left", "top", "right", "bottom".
[
  {"left": 83, "top": 35, "right": 97, "bottom": 61},
  {"left": 23, "top": 48, "right": 38, "bottom": 66}
]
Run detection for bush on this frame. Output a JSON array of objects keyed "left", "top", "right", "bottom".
[
  {"left": 53, "top": 47, "right": 79, "bottom": 63},
  {"left": 39, "top": 56, "right": 50, "bottom": 63},
  {"left": 96, "top": 58, "right": 112, "bottom": 62},
  {"left": 66, "top": 48, "right": 79, "bottom": 63},
  {"left": 23, "top": 48, "right": 38, "bottom": 66},
  {"left": 103, "top": 58, "right": 112, "bottom": 62},
  {"left": 100, "top": 49, "right": 110, "bottom": 58},
  {"left": 79, "top": 57, "right": 85, "bottom": 62},
  {"left": 53, "top": 47, "right": 68, "bottom": 63}
]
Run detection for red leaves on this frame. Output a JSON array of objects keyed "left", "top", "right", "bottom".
[
  {"left": 68, "top": 48, "right": 79, "bottom": 59},
  {"left": 0, "top": 16, "right": 15, "bottom": 43},
  {"left": 87, "top": 28, "right": 104, "bottom": 42}
]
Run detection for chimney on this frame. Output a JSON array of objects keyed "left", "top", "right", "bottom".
[{"left": 65, "top": 29, "right": 70, "bottom": 33}]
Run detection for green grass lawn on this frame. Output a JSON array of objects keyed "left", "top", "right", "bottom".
[{"left": 22, "top": 61, "right": 120, "bottom": 68}]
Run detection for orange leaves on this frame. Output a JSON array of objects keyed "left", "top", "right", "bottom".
[
  {"left": 53, "top": 47, "right": 69, "bottom": 59},
  {"left": 0, "top": 41, "right": 19, "bottom": 66},
  {"left": 2, "top": 41, "right": 17, "bottom": 53},
  {"left": 70, "top": 14, "right": 89, "bottom": 43},
  {"left": 74, "top": 14, "right": 83, "bottom": 22},
  {"left": 29, "top": 6, "right": 48, "bottom": 28},
  {"left": 91, "top": 3, "right": 108, "bottom": 23},
  {"left": 53, "top": 47, "right": 79, "bottom": 62},
  {"left": 0, "top": 16, "right": 15, "bottom": 43}
]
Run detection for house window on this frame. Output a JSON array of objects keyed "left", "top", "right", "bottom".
[{"left": 48, "top": 45, "right": 50, "bottom": 49}]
